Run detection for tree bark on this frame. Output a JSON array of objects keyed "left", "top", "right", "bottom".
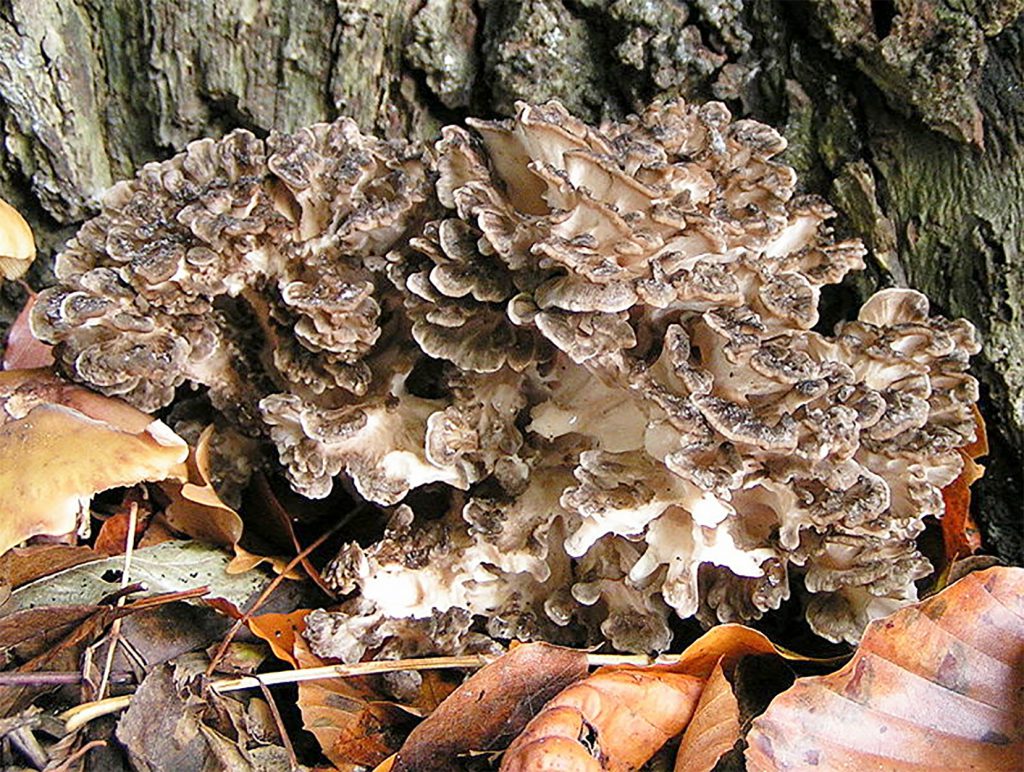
[{"left": 0, "top": 0, "right": 1020, "bottom": 561}]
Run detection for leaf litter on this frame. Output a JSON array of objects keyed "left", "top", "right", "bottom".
[{"left": 0, "top": 172, "right": 1018, "bottom": 772}]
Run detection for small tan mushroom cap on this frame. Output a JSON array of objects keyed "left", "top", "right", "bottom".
[
  {"left": 0, "top": 370, "right": 188, "bottom": 555},
  {"left": 0, "top": 198, "right": 35, "bottom": 280}
]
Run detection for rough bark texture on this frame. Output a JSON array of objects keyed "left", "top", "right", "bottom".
[{"left": 0, "top": 0, "right": 1020, "bottom": 562}]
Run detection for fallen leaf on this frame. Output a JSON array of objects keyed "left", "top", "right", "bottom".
[
  {"left": 940, "top": 405, "right": 988, "bottom": 561},
  {"left": 0, "top": 605, "right": 100, "bottom": 662},
  {"left": 2, "top": 290, "right": 53, "bottom": 370},
  {"left": 162, "top": 424, "right": 243, "bottom": 547},
  {"left": 93, "top": 493, "right": 154, "bottom": 555},
  {"left": 247, "top": 610, "right": 311, "bottom": 668},
  {"left": 0, "top": 590, "right": 195, "bottom": 716},
  {"left": 500, "top": 666, "right": 705, "bottom": 772},
  {"left": 0, "top": 197, "right": 35, "bottom": 280},
  {"left": 8, "top": 540, "right": 269, "bottom": 612},
  {"left": 395, "top": 643, "right": 588, "bottom": 772},
  {"left": 746, "top": 566, "right": 1024, "bottom": 771},
  {"left": 497, "top": 625, "right": 830, "bottom": 772},
  {"left": 116, "top": 662, "right": 221, "bottom": 772},
  {"left": 675, "top": 659, "right": 741, "bottom": 772},
  {"left": 295, "top": 637, "right": 418, "bottom": 771},
  {"left": 0, "top": 544, "right": 98, "bottom": 588},
  {"left": 408, "top": 670, "right": 460, "bottom": 714},
  {"left": 0, "top": 605, "right": 121, "bottom": 715},
  {"left": 227, "top": 544, "right": 302, "bottom": 579},
  {"left": 0, "top": 370, "right": 188, "bottom": 556}
]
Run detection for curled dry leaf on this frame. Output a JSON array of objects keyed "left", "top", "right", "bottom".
[
  {"left": 498, "top": 625, "right": 815, "bottom": 772},
  {"left": 940, "top": 405, "right": 988, "bottom": 561},
  {"left": 674, "top": 659, "right": 741, "bottom": 772},
  {"left": 394, "top": 642, "right": 589, "bottom": 772},
  {"left": 246, "top": 609, "right": 311, "bottom": 668},
  {"left": 746, "top": 566, "right": 1024, "bottom": 771},
  {"left": 294, "top": 637, "right": 419, "bottom": 771},
  {"left": 0, "top": 369, "right": 188, "bottom": 556},
  {"left": 501, "top": 667, "right": 705, "bottom": 772},
  {"left": 0, "top": 197, "right": 34, "bottom": 281},
  {"left": 162, "top": 424, "right": 244, "bottom": 547},
  {"left": 0, "top": 544, "right": 98, "bottom": 588}
]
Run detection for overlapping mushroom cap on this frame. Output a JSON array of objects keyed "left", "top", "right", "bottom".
[{"left": 33, "top": 101, "right": 982, "bottom": 653}]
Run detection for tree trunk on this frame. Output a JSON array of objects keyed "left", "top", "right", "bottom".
[{"left": 1, "top": 0, "right": 1020, "bottom": 561}]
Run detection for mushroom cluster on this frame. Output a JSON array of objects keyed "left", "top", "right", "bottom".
[{"left": 32, "top": 100, "right": 981, "bottom": 654}]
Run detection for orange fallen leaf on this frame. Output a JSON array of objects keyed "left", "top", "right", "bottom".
[
  {"left": 501, "top": 666, "right": 705, "bottom": 772},
  {"left": 498, "top": 625, "right": 831, "bottom": 772},
  {"left": 0, "top": 197, "right": 35, "bottom": 281},
  {"left": 940, "top": 405, "right": 988, "bottom": 561},
  {"left": 0, "top": 369, "right": 188, "bottom": 556},
  {"left": 746, "top": 566, "right": 1024, "bottom": 771},
  {"left": 295, "top": 637, "right": 419, "bottom": 771},
  {"left": 93, "top": 491, "right": 154, "bottom": 555},
  {"left": 247, "top": 609, "right": 311, "bottom": 668},
  {"left": 674, "top": 658, "right": 741, "bottom": 771},
  {"left": 226, "top": 544, "right": 302, "bottom": 579},
  {"left": 395, "top": 643, "right": 588, "bottom": 772}
]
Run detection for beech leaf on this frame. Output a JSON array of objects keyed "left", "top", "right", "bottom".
[
  {"left": 395, "top": 642, "right": 589, "bottom": 772},
  {"left": 940, "top": 405, "right": 988, "bottom": 561},
  {"left": 501, "top": 665, "right": 705, "bottom": 772},
  {"left": 746, "top": 566, "right": 1024, "bottom": 770},
  {"left": 162, "top": 424, "right": 244, "bottom": 547},
  {"left": 674, "top": 659, "right": 741, "bottom": 771},
  {"left": 294, "top": 637, "right": 418, "bottom": 771}
]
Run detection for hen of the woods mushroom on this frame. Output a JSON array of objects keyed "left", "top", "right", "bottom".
[{"left": 31, "top": 100, "right": 981, "bottom": 655}]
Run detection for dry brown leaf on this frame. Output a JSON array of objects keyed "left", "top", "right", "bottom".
[
  {"left": 0, "top": 197, "right": 35, "bottom": 280},
  {"left": 246, "top": 610, "right": 311, "bottom": 668},
  {"left": 746, "top": 566, "right": 1024, "bottom": 771},
  {"left": 496, "top": 625, "right": 826, "bottom": 772},
  {"left": 226, "top": 544, "right": 302, "bottom": 579},
  {"left": 674, "top": 659, "right": 741, "bottom": 772},
  {"left": 0, "top": 604, "right": 101, "bottom": 662},
  {"left": 162, "top": 424, "right": 243, "bottom": 547},
  {"left": 93, "top": 491, "right": 155, "bottom": 555},
  {"left": 2, "top": 290, "right": 54, "bottom": 370},
  {"left": 0, "top": 369, "right": 188, "bottom": 556},
  {"left": 501, "top": 667, "right": 705, "bottom": 772},
  {"left": 656, "top": 624, "right": 786, "bottom": 678},
  {"left": 295, "top": 637, "right": 419, "bottom": 771},
  {"left": 0, "top": 544, "right": 98, "bottom": 588},
  {"left": 941, "top": 405, "right": 988, "bottom": 561},
  {"left": 395, "top": 642, "right": 589, "bottom": 772}
]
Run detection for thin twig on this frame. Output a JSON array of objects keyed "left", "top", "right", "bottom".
[
  {"left": 96, "top": 503, "right": 138, "bottom": 701},
  {"left": 211, "top": 654, "right": 501, "bottom": 694},
  {"left": 47, "top": 739, "right": 106, "bottom": 772},
  {"left": 256, "top": 680, "right": 298, "bottom": 770},
  {"left": 254, "top": 472, "right": 339, "bottom": 600},
  {"left": 0, "top": 672, "right": 131, "bottom": 687},
  {"left": 205, "top": 520, "right": 345, "bottom": 676}
]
